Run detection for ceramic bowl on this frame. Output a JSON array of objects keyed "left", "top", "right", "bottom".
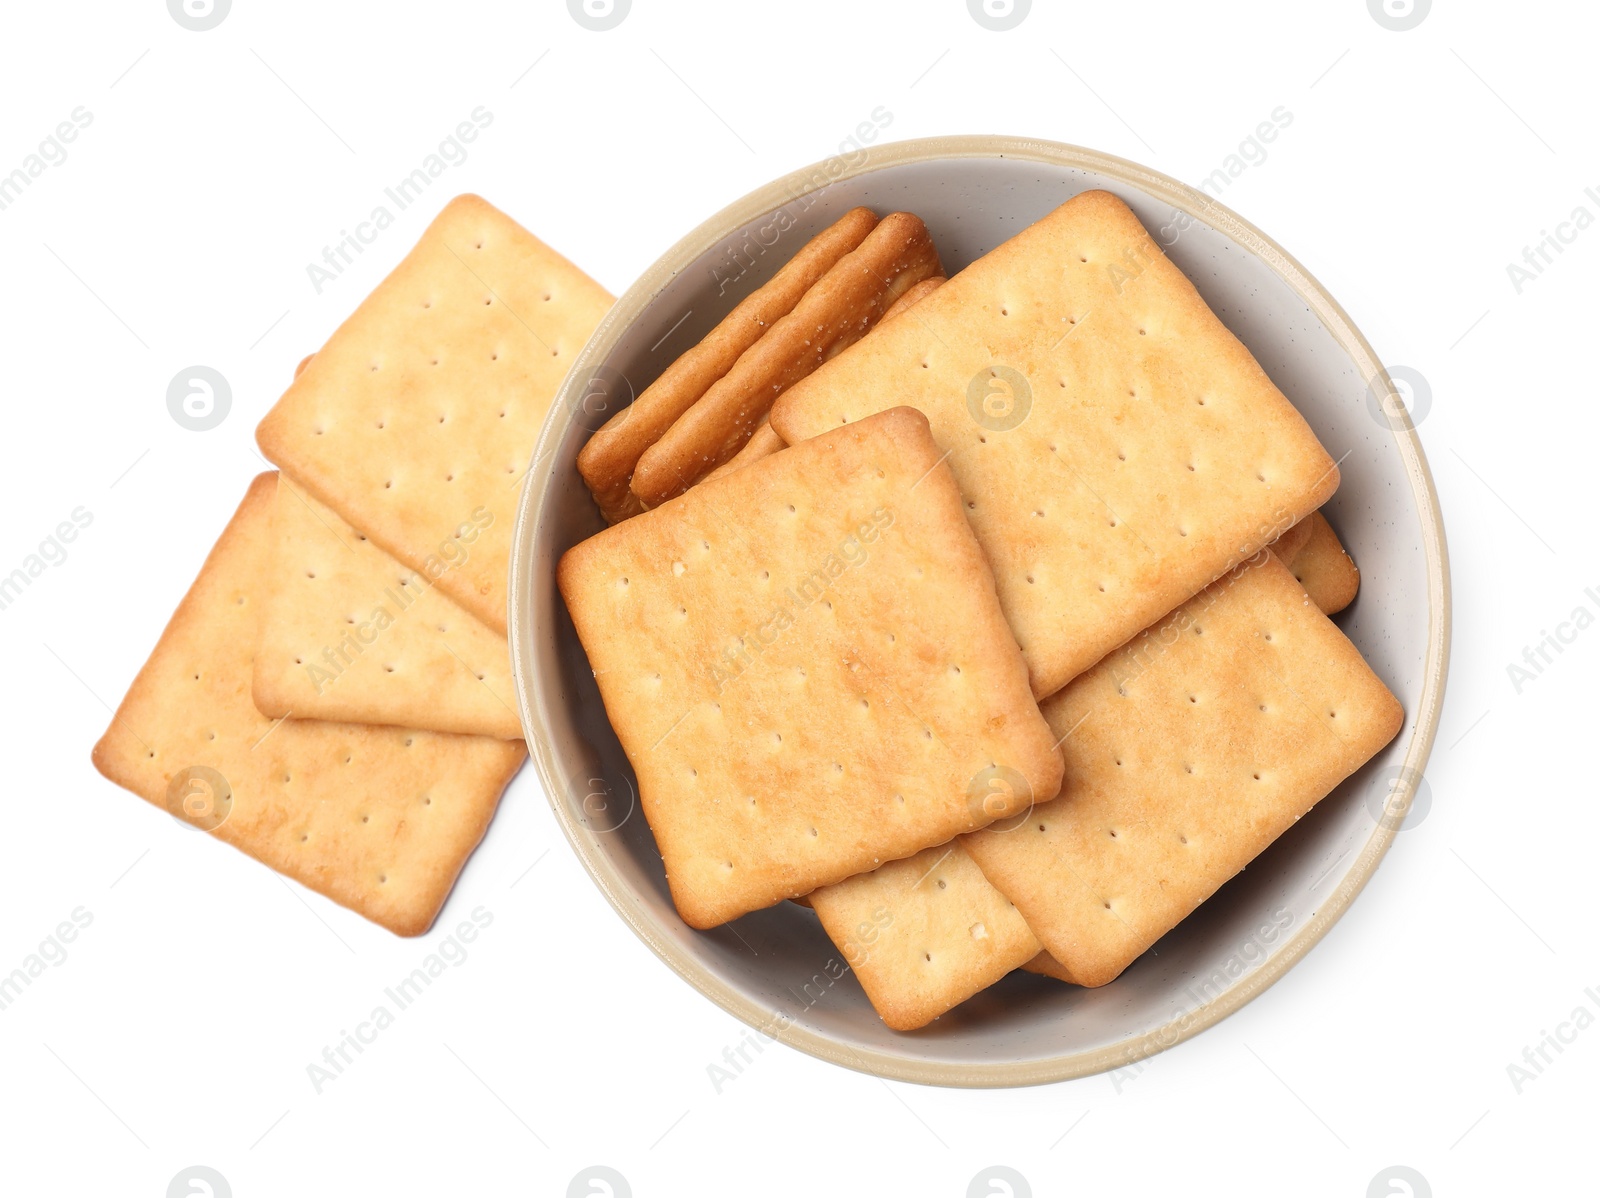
[{"left": 508, "top": 136, "right": 1449, "bottom": 1086}]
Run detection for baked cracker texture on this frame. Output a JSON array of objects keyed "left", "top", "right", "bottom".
[
  {"left": 91, "top": 473, "right": 526, "bottom": 936},
  {"left": 1284, "top": 510, "right": 1360, "bottom": 615},
  {"left": 256, "top": 194, "right": 613, "bottom": 634},
  {"left": 253, "top": 475, "right": 521, "bottom": 739},
  {"left": 880, "top": 275, "right": 945, "bottom": 324},
  {"left": 630, "top": 212, "right": 943, "bottom": 508},
  {"left": 811, "top": 843, "right": 1040, "bottom": 1031},
  {"left": 964, "top": 553, "right": 1401, "bottom": 987},
  {"left": 558, "top": 406, "right": 1063, "bottom": 929},
  {"left": 699, "top": 417, "right": 786, "bottom": 485},
  {"left": 1269, "top": 513, "right": 1315, "bottom": 565},
  {"left": 579, "top": 206, "right": 878, "bottom": 523},
  {"left": 771, "top": 189, "right": 1340, "bottom": 698}
]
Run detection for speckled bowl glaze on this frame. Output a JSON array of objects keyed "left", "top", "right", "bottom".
[{"left": 509, "top": 136, "right": 1449, "bottom": 1087}]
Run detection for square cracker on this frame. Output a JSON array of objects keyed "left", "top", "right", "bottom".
[
  {"left": 558, "top": 407, "right": 1063, "bottom": 929},
  {"left": 771, "top": 189, "right": 1340, "bottom": 698},
  {"left": 1269, "top": 513, "right": 1315, "bottom": 565},
  {"left": 91, "top": 473, "right": 527, "bottom": 936},
  {"left": 256, "top": 194, "right": 613, "bottom": 634},
  {"left": 1281, "top": 510, "right": 1359, "bottom": 615},
  {"left": 253, "top": 475, "right": 521, "bottom": 739},
  {"left": 578, "top": 206, "right": 878, "bottom": 523},
  {"left": 1020, "top": 950, "right": 1076, "bottom": 982},
  {"left": 963, "top": 552, "right": 1401, "bottom": 987},
  {"left": 630, "top": 212, "right": 943, "bottom": 508},
  {"left": 1023, "top": 522, "right": 1364, "bottom": 986},
  {"left": 810, "top": 843, "right": 1039, "bottom": 1031}
]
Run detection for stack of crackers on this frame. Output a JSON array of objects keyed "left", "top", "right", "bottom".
[
  {"left": 561, "top": 190, "right": 1398, "bottom": 1030},
  {"left": 92, "top": 196, "right": 612, "bottom": 936}
]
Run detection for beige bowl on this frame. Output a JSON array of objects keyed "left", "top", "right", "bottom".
[{"left": 508, "top": 136, "right": 1449, "bottom": 1087}]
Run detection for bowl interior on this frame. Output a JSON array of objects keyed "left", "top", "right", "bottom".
[{"left": 512, "top": 141, "right": 1443, "bottom": 1085}]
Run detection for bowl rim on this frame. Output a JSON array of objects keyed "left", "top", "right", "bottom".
[{"left": 508, "top": 134, "right": 1452, "bottom": 1088}]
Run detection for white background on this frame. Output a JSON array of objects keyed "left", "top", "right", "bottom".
[{"left": 1, "top": 1, "right": 1594, "bottom": 1194}]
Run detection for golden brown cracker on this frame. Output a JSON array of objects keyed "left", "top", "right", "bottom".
[
  {"left": 630, "top": 212, "right": 944, "bottom": 508},
  {"left": 558, "top": 407, "right": 1062, "bottom": 928},
  {"left": 811, "top": 843, "right": 1040, "bottom": 1030},
  {"left": 578, "top": 207, "right": 878, "bottom": 523},
  {"left": 771, "top": 190, "right": 1340, "bottom": 698},
  {"left": 1285, "top": 511, "right": 1360, "bottom": 615},
  {"left": 256, "top": 194, "right": 613, "bottom": 634},
  {"left": 91, "top": 473, "right": 526, "bottom": 936},
  {"left": 963, "top": 553, "right": 1400, "bottom": 987},
  {"left": 1020, "top": 950, "right": 1076, "bottom": 983},
  {"left": 1270, "top": 514, "right": 1315, "bottom": 566},
  {"left": 881, "top": 275, "right": 944, "bottom": 323},
  {"left": 253, "top": 475, "right": 521, "bottom": 739},
  {"left": 699, "top": 417, "right": 786, "bottom": 485}
]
